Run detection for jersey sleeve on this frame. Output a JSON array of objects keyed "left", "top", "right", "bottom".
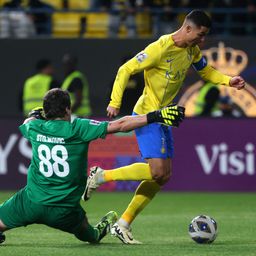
[
  {"left": 192, "top": 46, "right": 231, "bottom": 86},
  {"left": 109, "top": 40, "right": 162, "bottom": 108},
  {"left": 19, "top": 123, "right": 30, "bottom": 140},
  {"left": 76, "top": 118, "right": 108, "bottom": 142}
]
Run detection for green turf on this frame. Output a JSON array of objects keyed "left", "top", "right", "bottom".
[{"left": 0, "top": 191, "right": 256, "bottom": 256}]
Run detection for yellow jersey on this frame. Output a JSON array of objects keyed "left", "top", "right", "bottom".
[{"left": 109, "top": 34, "right": 231, "bottom": 115}]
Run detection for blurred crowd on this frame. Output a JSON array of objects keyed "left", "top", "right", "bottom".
[
  {"left": 0, "top": 0, "right": 53, "bottom": 37},
  {"left": 92, "top": 0, "right": 256, "bottom": 36},
  {"left": 1, "top": 0, "right": 256, "bottom": 38}
]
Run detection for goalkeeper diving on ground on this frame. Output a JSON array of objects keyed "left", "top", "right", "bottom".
[{"left": 0, "top": 88, "right": 184, "bottom": 245}]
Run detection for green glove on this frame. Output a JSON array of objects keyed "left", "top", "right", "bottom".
[
  {"left": 147, "top": 104, "right": 185, "bottom": 127},
  {"left": 28, "top": 107, "right": 46, "bottom": 120}
]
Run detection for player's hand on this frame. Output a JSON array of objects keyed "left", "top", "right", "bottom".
[
  {"left": 230, "top": 76, "right": 245, "bottom": 90},
  {"left": 147, "top": 104, "right": 185, "bottom": 127},
  {"left": 28, "top": 107, "right": 46, "bottom": 120},
  {"left": 107, "top": 105, "right": 120, "bottom": 118}
]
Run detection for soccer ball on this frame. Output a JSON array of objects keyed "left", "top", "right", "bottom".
[{"left": 188, "top": 215, "right": 218, "bottom": 244}]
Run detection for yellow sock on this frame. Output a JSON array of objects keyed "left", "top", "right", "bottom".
[
  {"left": 121, "top": 180, "right": 160, "bottom": 225},
  {"left": 104, "top": 163, "right": 152, "bottom": 182}
]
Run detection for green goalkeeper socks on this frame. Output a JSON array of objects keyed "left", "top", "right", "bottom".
[{"left": 74, "top": 224, "right": 98, "bottom": 243}]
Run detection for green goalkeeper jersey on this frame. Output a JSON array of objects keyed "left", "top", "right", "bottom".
[{"left": 19, "top": 118, "right": 108, "bottom": 207}]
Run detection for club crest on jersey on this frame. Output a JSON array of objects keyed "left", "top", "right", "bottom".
[
  {"left": 166, "top": 58, "right": 174, "bottom": 63},
  {"left": 89, "top": 120, "right": 101, "bottom": 126},
  {"left": 136, "top": 52, "right": 148, "bottom": 63}
]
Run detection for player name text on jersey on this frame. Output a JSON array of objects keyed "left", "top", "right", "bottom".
[{"left": 37, "top": 134, "right": 65, "bottom": 144}]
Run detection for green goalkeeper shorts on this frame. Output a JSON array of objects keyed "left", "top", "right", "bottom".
[{"left": 0, "top": 187, "right": 86, "bottom": 234}]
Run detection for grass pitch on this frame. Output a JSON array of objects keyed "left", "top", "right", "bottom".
[{"left": 0, "top": 191, "right": 255, "bottom": 256}]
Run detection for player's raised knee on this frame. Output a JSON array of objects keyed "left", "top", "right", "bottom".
[
  {"left": 0, "top": 220, "right": 7, "bottom": 232},
  {"left": 150, "top": 164, "right": 172, "bottom": 185},
  {"left": 152, "top": 172, "right": 171, "bottom": 185}
]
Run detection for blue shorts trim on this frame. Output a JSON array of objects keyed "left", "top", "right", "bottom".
[{"left": 133, "top": 112, "right": 174, "bottom": 159}]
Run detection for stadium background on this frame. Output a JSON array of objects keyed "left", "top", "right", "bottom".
[
  {"left": 0, "top": 1, "right": 255, "bottom": 192},
  {"left": 0, "top": 2, "right": 256, "bottom": 254}
]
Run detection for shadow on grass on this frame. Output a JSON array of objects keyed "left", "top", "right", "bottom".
[
  {"left": 2, "top": 239, "right": 256, "bottom": 249},
  {"left": 1, "top": 242, "right": 138, "bottom": 249},
  {"left": 3, "top": 240, "right": 209, "bottom": 249}
]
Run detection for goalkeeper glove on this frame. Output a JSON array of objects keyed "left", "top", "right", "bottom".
[
  {"left": 147, "top": 104, "right": 185, "bottom": 127},
  {"left": 28, "top": 107, "right": 46, "bottom": 120}
]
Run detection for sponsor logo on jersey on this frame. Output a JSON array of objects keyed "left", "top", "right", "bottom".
[
  {"left": 136, "top": 52, "right": 148, "bottom": 63},
  {"left": 166, "top": 58, "right": 174, "bottom": 63},
  {"left": 89, "top": 120, "right": 101, "bottom": 126}
]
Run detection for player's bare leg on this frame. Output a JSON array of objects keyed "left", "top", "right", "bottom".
[
  {"left": 148, "top": 158, "right": 172, "bottom": 185},
  {"left": 111, "top": 158, "right": 172, "bottom": 244}
]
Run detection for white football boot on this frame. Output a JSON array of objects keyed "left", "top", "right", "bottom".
[
  {"left": 111, "top": 223, "right": 142, "bottom": 244},
  {"left": 82, "top": 166, "right": 104, "bottom": 201}
]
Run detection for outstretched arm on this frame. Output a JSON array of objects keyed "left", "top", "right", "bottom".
[
  {"left": 107, "top": 115, "right": 147, "bottom": 133},
  {"left": 197, "top": 64, "right": 231, "bottom": 86},
  {"left": 108, "top": 41, "right": 161, "bottom": 117},
  {"left": 192, "top": 47, "right": 245, "bottom": 89},
  {"left": 107, "top": 105, "right": 185, "bottom": 133},
  {"left": 198, "top": 65, "right": 245, "bottom": 89},
  {"left": 23, "top": 107, "right": 45, "bottom": 124},
  {"left": 23, "top": 117, "right": 36, "bottom": 124}
]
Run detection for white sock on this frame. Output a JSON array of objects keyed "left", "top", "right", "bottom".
[
  {"left": 96, "top": 169, "right": 105, "bottom": 184},
  {"left": 117, "top": 218, "right": 130, "bottom": 229}
]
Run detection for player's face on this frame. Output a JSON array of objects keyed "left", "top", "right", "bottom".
[{"left": 186, "top": 25, "right": 209, "bottom": 46}]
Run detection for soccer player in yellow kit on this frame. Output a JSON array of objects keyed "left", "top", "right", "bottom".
[{"left": 84, "top": 10, "right": 245, "bottom": 244}]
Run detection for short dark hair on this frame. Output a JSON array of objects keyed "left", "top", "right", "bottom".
[
  {"left": 43, "top": 88, "right": 71, "bottom": 119},
  {"left": 36, "top": 59, "right": 52, "bottom": 72},
  {"left": 186, "top": 10, "right": 211, "bottom": 28}
]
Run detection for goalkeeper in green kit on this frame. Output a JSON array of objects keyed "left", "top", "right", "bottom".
[{"left": 0, "top": 88, "right": 184, "bottom": 245}]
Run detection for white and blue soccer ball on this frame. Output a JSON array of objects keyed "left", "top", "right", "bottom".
[{"left": 188, "top": 215, "right": 218, "bottom": 244}]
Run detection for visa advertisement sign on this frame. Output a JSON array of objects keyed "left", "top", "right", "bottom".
[{"left": 169, "top": 118, "right": 256, "bottom": 191}]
